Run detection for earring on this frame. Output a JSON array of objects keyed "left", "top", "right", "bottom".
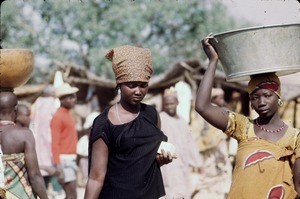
[
  {"left": 114, "top": 85, "right": 120, "bottom": 96},
  {"left": 250, "top": 104, "right": 254, "bottom": 109},
  {"left": 278, "top": 99, "right": 283, "bottom": 107}
]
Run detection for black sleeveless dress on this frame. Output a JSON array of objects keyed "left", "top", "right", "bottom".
[{"left": 89, "top": 103, "right": 167, "bottom": 199}]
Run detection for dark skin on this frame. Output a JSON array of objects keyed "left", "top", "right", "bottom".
[
  {"left": 16, "top": 104, "right": 31, "bottom": 128},
  {"left": 162, "top": 96, "right": 179, "bottom": 118},
  {"left": 54, "top": 93, "right": 77, "bottom": 199},
  {"left": 84, "top": 81, "right": 174, "bottom": 199},
  {"left": 0, "top": 91, "right": 48, "bottom": 199},
  {"left": 211, "top": 94, "right": 225, "bottom": 107},
  {"left": 195, "top": 35, "right": 300, "bottom": 197},
  {"left": 250, "top": 88, "right": 287, "bottom": 142}
]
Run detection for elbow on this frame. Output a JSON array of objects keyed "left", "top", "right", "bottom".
[
  {"left": 28, "top": 173, "right": 43, "bottom": 189},
  {"left": 28, "top": 172, "right": 40, "bottom": 183},
  {"left": 89, "top": 171, "right": 106, "bottom": 183},
  {"left": 195, "top": 103, "right": 206, "bottom": 116},
  {"left": 195, "top": 96, "right": 210, "bottom": 116}
]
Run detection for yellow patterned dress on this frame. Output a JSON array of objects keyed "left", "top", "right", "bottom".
[
  {"left": 225, "top": 112, "right": 300, "bottom": 199},
  {"left": 2, "top": 153, "right": 36, "bottom": 199}
]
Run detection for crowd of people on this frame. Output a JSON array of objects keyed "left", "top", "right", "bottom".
[{"left": 0, "top": 40, "right": 299, "bottom": 199}]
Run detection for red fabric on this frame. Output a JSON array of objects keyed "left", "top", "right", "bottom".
[
  {"left": 50, "top": 107, "right": 78, "bottom": 164},
  {"left": 257, "top": 82, "right": 279, "bottom": 92}
]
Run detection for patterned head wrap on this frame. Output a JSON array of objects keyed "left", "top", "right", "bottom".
[
  {"left": 163, "top": 87, "right": 178, "bottom": 99},
  {"left": 247, "top": 73, "right": 281, "bottom": 98},
  {"left": 105, "top": 45, "right": 153, "bottom": 84}
]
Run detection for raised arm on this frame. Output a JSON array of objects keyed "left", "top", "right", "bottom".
[
  {"left": 24, "top": 130, "right": 49, "bottom": 199},
  {"left": 195, "top": 35, "right": 229, "bottom": 131},
  {"left": 84, "top": 138, "right": 108, "bottom": 199}
]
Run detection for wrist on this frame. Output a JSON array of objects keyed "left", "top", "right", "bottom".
[{"left": 210, "top": 59, "right": 218, "bottom": 65}]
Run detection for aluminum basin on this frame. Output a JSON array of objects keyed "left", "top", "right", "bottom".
[{"left": 210, "top": 23, "right": 300, "bottom": 82}]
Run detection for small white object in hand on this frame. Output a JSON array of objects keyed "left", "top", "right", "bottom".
[{"left": 157, "top": 141, "right": 176, "bottom": 156}]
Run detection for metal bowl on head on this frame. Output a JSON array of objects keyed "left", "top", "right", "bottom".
[
  {"left": 0, "top": 49, "right": 34, "bottom": 89},
  {"left": 210, "top": 23, "right": 300, "bottom": 82}
]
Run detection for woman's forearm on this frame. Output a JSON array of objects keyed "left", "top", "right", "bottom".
[
  {"left": 195, "top": 59, "right": 218, "bottom": 114},
  {"left": 29, "top": 175, "right": 49, "bottom": 199},
  {"left": 84, "top": 178, "right": 104, "bottom": 199},
  {"left": 294, "top": 158, "right": 300, "bottom": 196}
]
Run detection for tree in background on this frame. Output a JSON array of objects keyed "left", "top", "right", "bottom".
[{"left": 1, "top": 0, "right": 251, "bottom": 83}]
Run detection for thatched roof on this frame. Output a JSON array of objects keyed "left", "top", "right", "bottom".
[
  {"left": 13, "top": 61, "right": 300, "bottom": 127},
  {"left": 15, "top": 61, "right": 300, "bottom": 106}
]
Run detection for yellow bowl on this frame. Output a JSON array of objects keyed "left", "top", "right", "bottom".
[{"left": 0, "top": 49, "right": 34, "bottom": 89}]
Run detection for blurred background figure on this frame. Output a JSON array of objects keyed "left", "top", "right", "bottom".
[
  {"left": 159, "top": 87, "right": 202, "bottom": 199},
  {"left": 194, "top": 88, "right": 234, "bottom": 199},
  {"left": 0, "top": 91, "right": 49, "bottom": 199},
  {"left": 15, "top": 103, "right": 31, "bottom": 128},
  {"left": 174, "top": 81, "right": 193, "bottom": 123},
  {"left": 30, "top": 84, "right": 63, "bottom": 198},
  {"left": 76, "top": 110, "right": 100, "bottom": 187},
  {"left": 51, "top": 83, "right": 79, "bottom": 199}
]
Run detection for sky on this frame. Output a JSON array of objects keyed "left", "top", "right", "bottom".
[{"left": 222, "top": 0, "right": 300, "bottom": 25}]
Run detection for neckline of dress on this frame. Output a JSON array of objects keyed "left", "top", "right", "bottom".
[
  {"left": 115, "top": 103, "right": 140, "bottom": 125},
  {"left": 251, "top": 120, "right": 290, "bottom": 143}
]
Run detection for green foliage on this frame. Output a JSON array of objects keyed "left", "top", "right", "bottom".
[{"left": 1, "top": 0, "right": 242, "bottom": 83}]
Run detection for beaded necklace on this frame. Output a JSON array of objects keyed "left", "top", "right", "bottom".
[
  {"left": 255, "top": 119, "right": 285, "bottom": 133},
  {"left": 115, "top": 103, "right": 140, "bottom": 125}
]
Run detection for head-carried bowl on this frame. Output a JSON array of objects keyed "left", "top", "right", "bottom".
[
  {"left": 210, "top": 23, "right": 300, "bottom": 82},
  {"left": 0, "top": 49, "right": 34, "bottom": 89}
]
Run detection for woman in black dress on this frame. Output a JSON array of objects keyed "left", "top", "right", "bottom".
[{"left": 84, "top": 45, "right": 174, "bottom": 199}]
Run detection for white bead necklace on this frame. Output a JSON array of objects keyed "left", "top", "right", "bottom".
[
  {"left": 115, "top": 103, "right": 140, "bottom": 125},
  {"left": 115, "top": 103, "right": 124, "bottom": 124}
]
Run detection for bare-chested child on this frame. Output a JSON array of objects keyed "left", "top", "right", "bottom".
[
  {"left": 0, "top": 91, "right": 48, "bottom": 199},
  {"left": 15, "top": 103, "right": 31, "bottom": 128}
]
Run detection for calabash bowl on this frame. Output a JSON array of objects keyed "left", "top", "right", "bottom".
[{"left": 0, "top": 49, "right": 34, "bottom": 89}]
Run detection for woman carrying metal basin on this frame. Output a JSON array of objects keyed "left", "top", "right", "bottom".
[{"left": 195, "top": 32, "right": 300, "bottom": 198}]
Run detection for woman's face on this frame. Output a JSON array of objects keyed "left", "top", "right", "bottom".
[
  {"left": 250, "top": 88, "right": 279, "bottom": 117},
  {"left": 120, "top": 82, "right": 149, "bottom": 105}
]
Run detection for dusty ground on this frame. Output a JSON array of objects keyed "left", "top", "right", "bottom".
[
  {"left": 46, "top": 185, "right": 85, "bottom": 199},
  {"left": 77, "top": 187, "right": 85, "bottom": 199}
]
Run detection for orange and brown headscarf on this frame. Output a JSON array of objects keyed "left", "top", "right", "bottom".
[
  {"left": 247, "top": 73, "right": 281, "bottom": 98},
  {"left": 105, "top": 45, "right": 153, "bottom": 84}
]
